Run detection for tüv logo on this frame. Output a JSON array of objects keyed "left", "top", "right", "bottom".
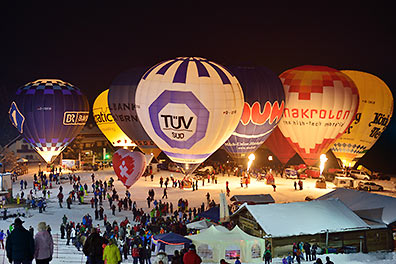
[{"left": 149, "top": 90, "right": 209, "bottom": 149}]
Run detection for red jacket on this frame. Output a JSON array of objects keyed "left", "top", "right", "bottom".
[{"left": 183, "top": 250, "right": 202, "bottom": 264}]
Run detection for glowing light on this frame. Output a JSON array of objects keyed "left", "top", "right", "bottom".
[
  {"left": 320, "top": 154, "right": 328, "bottom": 175},
  {"left": 247, "top": 153, "right": 255, "bottom": 171},
  {"left": 268, "top": 155, "right": 273, "bottom": 161}
]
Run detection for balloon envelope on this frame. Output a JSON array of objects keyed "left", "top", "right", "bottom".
[
  {"left": 108, "top": 68, "right": 160, "bottom": 155},
  {"left": 93, "top": 89, "right": 135, "bottom": 147},
  {"left": 264, "top": 127, "right": 296, "bottom": 165},
  {"left": 277, "top": 66, "right": 359, "bottom": 166},
  {"left": 331, "top": 70, "right": 394, "bottom": 167},
  {"left": 9, "top": 79, "right": 89, "bottom": 163},
  {"left": 223, "top": 66, "right": 285, "bottom": 160},
  {"left": 135, "top": 57, "right": 244, "bottom": 175},
  {"left": 112, "top": 149, "right": 146, "bottom": 188}
]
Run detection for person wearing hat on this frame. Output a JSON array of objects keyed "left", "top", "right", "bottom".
[
  {"left": 6, "top": 218, "right": 35, "bottom": 264},
  {"left": 154, "top": 249, "right": 168, "bottom": 264},
  {"left": 103, "top": 238, "right": 121, "bottom": 264},
  {"left": 34, "top": 222, "right": 54, "bottom": 264},
  {"left": 83, "top": 228, "right": 108, "bottom": 264},
  {"left": 183, "top": 244, "right": 202, "bottom": 264}
]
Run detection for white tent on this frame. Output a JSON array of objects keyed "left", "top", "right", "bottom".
[
  {"left": 186, "top": 219, "right": 213, "bottom": 230},
  {"left": 186, "top": 225, "right": 265, "bottom": 263}
]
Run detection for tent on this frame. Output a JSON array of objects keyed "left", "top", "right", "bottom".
[
  {"left": 151, "top": 232, "right": 192, "bottom": 256},
  {"left": 186, "top": 219, "right": 213, "bottom": 230},
  {"left": 198, "top": 206, "right": 232, "bottom": 222},
  {"left": 186, "top": 225, "right": 265, "bottom": 263}
]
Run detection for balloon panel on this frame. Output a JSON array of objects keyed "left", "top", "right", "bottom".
[
  {"left": 108, "top": 68, "right": 156, "bottom": 145},
  {"left": 223, "top": 66, "right": 285, "bottom": 159},
  {"left": 9, "top": 79, "right": 89, "bottom": 163},
  {"left": 331, "top": 70, "right": 394, "bottom": 167},
  {"left": 277, "top": 66, "right": 359, "bottom": 166},
  {"left": 93, "top": 89, "right": 135, "bottom": 147},
  {"left": 264, "top": 127, "right": 296, "bottom": 164},
  {"left": 135, "top": 57, "right": 244, "bottom": 168}
]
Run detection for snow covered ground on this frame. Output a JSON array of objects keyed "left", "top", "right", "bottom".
[{"left": 1, "top": 165, "right": 396, "bottom": 264}]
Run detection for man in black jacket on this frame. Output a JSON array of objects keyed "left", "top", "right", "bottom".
[
  {"left": 83, "top": 228, "right": 108, "bottom": 264},
  {"left": 6, "top": 218, "right": 35, "bottom": 264}
]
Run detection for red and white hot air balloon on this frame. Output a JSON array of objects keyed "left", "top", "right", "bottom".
[
  {"left": 277, "top": 65, "right": 359, "bottom": 166},
  {"left": 112, "top": 149, "right": 146, "bottom": 188}
]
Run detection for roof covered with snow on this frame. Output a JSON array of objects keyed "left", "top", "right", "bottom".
[
  {"left": 233, "top": 199, "right": 370, "bottom": 238},
  {"left": 316, "top": 188, "right": 396, "bottom": 225},
  {"left": 230, "top": 194, "right": 275, "bottom": 204}
]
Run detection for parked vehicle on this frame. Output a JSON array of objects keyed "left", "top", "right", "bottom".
[
  {"left": 358, "top": 181, "right": 384, "bottom": 191},
  {"left": 306, "top": 166, "right": 320, "bottom": 178},
  {"left": 349, "top": 170, "right": 371, "bottom": 180},
  {"left": 372, "top": 172, "right": 392, "bottom": 181},
  {"left": 333, "top": 176, "right": 354, "bottom": 188},
  {"left": 194, "top": 165, "right": 215, "bottom": 176},
  {"left": 283, "top": 168, "right": 298, "bottom": 179}
]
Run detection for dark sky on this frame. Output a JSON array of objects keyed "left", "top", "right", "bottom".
[{"left": 1, "top": 2, "right": 395, "bottom": 173}]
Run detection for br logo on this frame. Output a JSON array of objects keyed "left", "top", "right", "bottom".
[
  {"left": 149, "top": 90, "right": 209, "bottom": 149},
  {"left": 241, "top": 101, "right": 284, "bottom": 125}
]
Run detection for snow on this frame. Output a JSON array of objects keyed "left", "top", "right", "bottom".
[
  {"left": 234, "top": 200, "right": 370, "bottom": 238},
  {"left": 317, "top": 188, "right": 396, "bottom": 225},
  {"left": 1, "top": 165, "right": 396, "bottom": 263}
]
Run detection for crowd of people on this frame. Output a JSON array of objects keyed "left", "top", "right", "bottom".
[{"left": 0, "top": 162, "right": 343, "bottom": 264}]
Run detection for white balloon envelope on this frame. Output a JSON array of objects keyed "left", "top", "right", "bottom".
[{"left": 135, "top": 57, "right": 244, "bottom": 175}]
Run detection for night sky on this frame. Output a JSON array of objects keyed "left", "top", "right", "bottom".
[{"left": 1, "top": 2, "right": 395, "bottom": 173}]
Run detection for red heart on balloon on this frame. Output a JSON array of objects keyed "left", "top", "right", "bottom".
[{"left": 112, "top": 149, "right": 146, "bottom": 189}]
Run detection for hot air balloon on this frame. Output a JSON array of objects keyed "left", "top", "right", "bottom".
[
  {"left": 108, "top": 68, "right": 162, "bottom": 158},
  {"left": 93, "top": 89, "right": 135, "bottom": 148},
  {"left": 277, "top": 66, "right": 359, "bottom": 166},
  {"left": 264, "top": 127, "right": 296, "bottom": 165},
  {"left": 223, "top": 66, "right": 285, "bottom": 162},
  {"left": 112, "top": 149, "right": 146, "bottom": 188},
  {"left": 9, "top": 79, "right": 89, "bottom": 163},
  {"left": 331, "top": 70, "right": 393, "bottom": 167},
  {"left": 135, "top": 57, "right": 244, "bottom": 175}
]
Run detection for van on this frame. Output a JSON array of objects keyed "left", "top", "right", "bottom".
[
  {"left": 333, "top": 176, "right": 355, "bottom": 188},
  {"left": 349, "top": 170, "right": 370, "bottom": 180}
]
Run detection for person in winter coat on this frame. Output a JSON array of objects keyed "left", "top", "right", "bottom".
[
  {"left": 34, "top": 222, "right": 54, "bottom": 264},
  {"left": 103, "top": 238, "right": 121, "bottom": 264},
  {"left": 183, "top": 244, "right": 201, "bottom": 264},
  {"left": 83, "top": 228, "right": 108, "bottom": 264},
  {"left": 6, "top": 218, "right": 35, "bottom": 264},
  {"left": 171, "top": 250, "right": 181, "bottom": 264},
  {"left": 263, "top": 248, "right": 272, "bottom": 264},
  {"left": 138, "top": 244, "right": 146, "bottom": 264},
  {"left": 132, "top": 244, "right": 140, "bottom": 264},
  {"left": 145, "top": 245, "right": 152, "bottom": 264},
  {"left": 303, "top": 242, "right": 311, "bottom": 261},
  {"left": 154, "top": 249, "right": 168, "bottom": 264}
]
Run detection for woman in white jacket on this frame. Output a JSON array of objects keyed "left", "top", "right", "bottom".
[{"left": 34, "top": 222, "right": 54, "bottom": 264}]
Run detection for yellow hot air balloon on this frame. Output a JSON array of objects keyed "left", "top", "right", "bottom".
[
  {"left": 331, "top": 70, "right": 394, "bottom": 167},
  {"left": 93, "top": 90, "right": 136, "bottom": 148}
]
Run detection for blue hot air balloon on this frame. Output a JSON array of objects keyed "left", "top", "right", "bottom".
[
  {"left": 223, "top": 66, "right": 285, "bottom": 161},
  {"left": 9, "top": 79, "right": 89, "bottom": 163},
  {"left": 108, "top": 68, "right": 162, "bottom": 158}
]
